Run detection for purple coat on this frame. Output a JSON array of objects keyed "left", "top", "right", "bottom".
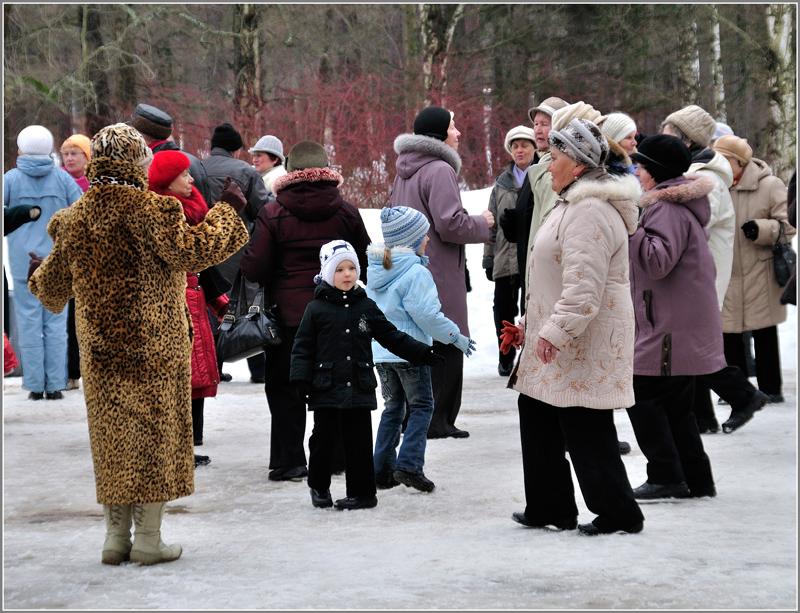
[
  {"left": 628, "top": 175, "right": 727, "bottom": 376},
  {"left": 390, "top": 134, "right": 490, "bottom": 335}
]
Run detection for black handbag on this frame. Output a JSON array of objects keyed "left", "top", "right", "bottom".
[
  {"left": 215, "top": 271, "right": 282, "bottom": 362},
  {"left": 773, "top": 222, "right": 796, "bottom": 288}
]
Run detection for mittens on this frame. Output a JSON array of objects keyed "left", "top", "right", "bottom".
[
  {"left": 499, "top": 320, "right": 520, "bottom": 355},
  {"left": 741, "top": 221, "right": 758, "bottom": 241}
]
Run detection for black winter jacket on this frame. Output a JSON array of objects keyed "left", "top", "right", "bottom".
[{"left": 290, "top": 282, "right": 432, "bottom": 411}]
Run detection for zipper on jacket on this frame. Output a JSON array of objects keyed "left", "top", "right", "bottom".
[{"left": 660, "top": 333, "right": 672, "bottom": 377}]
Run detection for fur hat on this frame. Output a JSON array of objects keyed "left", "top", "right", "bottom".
[
  {"left": 148, "top": 150, "right": 192, "bottom": 191},
  {"left": 248, "top": 135, "right": 285, "bottom": 163},
  {"left": 60, "top": 134, "right": 92, "bottom": 160},
  {"left": 527, "top": 97, "right": 568, "bottom": 122},
  {"left": 129, "top": 104, "right": 173, "bottom": 140},
  {"left": 413, "top": 106, "right": 452, "bottom": 141},
  {"left": 548, "top": 118, "right": 609, "bottom": 168},
  {"left": 503, "top": 126, "right": 536, "bottom": 155},
  {"left": 380, "top": 206, "right": 430, "bottom": 252},
  {"left": 712, "top": 122, "right": 734, "bottom": 143},
  {"left": 210, "top": 123, "right": 244, "bottom": 151},
  {"left": 17, "top": 125, "right": 54, "bottom": 156},
  {"left": 314, "top": 239, "right": 361, "bottom": 286},
  {"left": 90, "top": 123, "right": 153, "bottom": 168},
  {"left": 600, "top": 113, "right": 637, "bottom": 145},
  {"left": 286, "top": 140, "right": 329, "bottom": 172},
  {"left": 663, "top": 105, "right": 716, "bottom": 148},
  {"left": 713, "top": 135, "right": 752, "bottom": 166},
  {"left": 551, "top": 101, "right": 606, "bottom": 133},
  {"left": 630, "top": 134, "right": 692, "bottom": 183}
]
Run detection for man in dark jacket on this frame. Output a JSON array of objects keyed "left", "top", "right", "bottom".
[{"left": 240, "top": 140, "right": 371, "bottom": 481}]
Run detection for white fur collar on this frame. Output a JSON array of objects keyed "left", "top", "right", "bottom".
[{"left": 564, "top": 172, "right": 642, "bottom": 235}]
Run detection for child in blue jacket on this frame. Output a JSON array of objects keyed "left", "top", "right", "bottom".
[{"left": 366, "top": 207, "right": 476, "bottom": 493}]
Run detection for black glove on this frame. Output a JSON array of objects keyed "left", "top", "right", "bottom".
[
  {"left": 292, "top": 382, "right": 311, "bottom": 403},
  {"left": 741, "top": 221, "right": 759, "bottom": 241},
  {"left": 420, "top": 347, "right": 446, "bottom": 367},
  {"left": 484, "top": 267, "right": 494, "bottom": 282},
  {"left": 27, "top": 252, "right": 43, "bottom": 281},
  {"left": 218, "top": 176, "right": 247, "bottom": 214},
  {"left": 499, "top": 208, "right": 517, "bottom": 243}
]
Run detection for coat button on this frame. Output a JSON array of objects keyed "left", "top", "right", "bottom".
[
  {"left": 346, "top": 382, "right": 351, "bottom": 387},
  {"left": 346, "top": 329, "right": 350, "bottom": 333},
  {"left": 346, "top": 356, "right": 351, "bottom": 360},
  {"left": 345, "top": 304, "right": 349, "bottom": 308}
]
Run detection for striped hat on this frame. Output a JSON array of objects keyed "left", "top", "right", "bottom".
[{"left": 381, "top": 206, "right": 430, "bottom": 252}]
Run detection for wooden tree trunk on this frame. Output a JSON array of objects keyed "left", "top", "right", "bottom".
[
  {"left": 765, "top": 3, "right": 796, "bottom": 180},
  {"left": 80, "top": 4, "right": 113, "bottom": 137},
  {"left": 419, "top": 3, "right": 464, "bottom": 106},
  {"left": 233, "top": 3, "right": 261, "bottom": 142}
]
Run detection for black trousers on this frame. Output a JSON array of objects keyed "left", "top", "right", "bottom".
[
  {"left": 518, "top": 395, "right": 643, "bottom": 531},
  {"left": 724, "top": 327, "right": 782, "bottom": 396},
  {"left": 307, "top": 408, "right": 376, "bottom": 499},
  {"left": 191, "top": 397, "right": 204, "bottom": 443},
  {"left": 427, "top": 341, "right": 464, "bottom": 438},
  {"left": 263, "top": 326, "right": 307, "bottom": 470},
  {"left": 627, "top": 375, "right": 715, "bottom": 495},
  {"left": 67, "top": 298, "right": 81, "bottom": 380},
  {"left": 691, "top": 364, "right": 759, "bottom": 426},
  {"left": 492, "top": 274, "right": 520, "bottom": 368}
]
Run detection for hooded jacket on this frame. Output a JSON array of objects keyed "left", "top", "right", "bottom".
[
  {"left": 390, "top": 134, "right": 490, "bottom": 335},
  {"left": 240, "top": 167, "right": 371, "bottom": 327},
  {"left": 722, "top": 158, "right": 794, "bottom": 332},
  {"left": 366, "top": 244, "right": 461, "bottom": 362},
  {"left": 510, "top": 169, "right": 641, "bottom": 410},
  {"left": 483, "top": 161, "right": 521, "bottom": 279},
  {"left": 629, "top": 175, "right": 727, "bottom": 377},
  {"left": 4, "top": 156, "right": 83, "bottom": 281}
]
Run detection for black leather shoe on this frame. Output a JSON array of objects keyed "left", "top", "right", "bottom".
[
  {"left": 194, "top": 454, "right": 211, "bottom": 467},
  {"left": 687, "top": 486, "right": 716, "bottom": 498},
  {"left": 447, "top": 429, "right": 470, "bottom": 439},
  {"left": 512, "top": 512, "right": 577, "bottom": 530},
  {"left": 28, "top": 392, "right": 44, "bottom": 401},
  {"left": 717, "top": 397, "right": 729, "bottom": 405},
  {"left": 194, "top": 439, "right": 203, "bottom": 446},
  {"left": 45, "top": 391, "right": 64, "bottom": 400},
  {"left": 393, "top": 469, "right": 435, "bottom": 493},
  {"left": 697, "top": 420, "right": 720, "bottom": 434},
  {"left": 632, "top": 481, "right": 690, "bottom": 500},
  {"left": 498, "top": 363, "right": 513, "bottom": 377},
  {"left": 334, "top": 495, "right": 378, "bottom": 510},
  {"left": 268, "top": 466, "right": 308, "bottom": 481},
  {"left": 578, "top": 521, "right": 643, "bottom": 536},
  {"left": 310, "top": 488, "right": 333, "bottom": 508},
  {"left": 219, "top": 373, "right": 232, "bottom": 382},
  {"left": 767, "top": 393, "right": 784, "bottom": 404},
  {"left": 376, "top": 476, "right": 401, "bottom": 490},
  {"left": 723, "top": 390, "right": 768, "bottom": 433},
  {"left": 618, "top": 441, "right": 631, "bottom": 455},
  {"left": 250, "top": 376, "right": 265, "bottom": 384}
]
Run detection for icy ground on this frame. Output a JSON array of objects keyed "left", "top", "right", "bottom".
[{"left": 2, "top": 189, "right": 797, "bottom": 609}]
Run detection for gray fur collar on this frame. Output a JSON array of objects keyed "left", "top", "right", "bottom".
[
  {"left": 640, "top": 175, "right": 715, "bottom": 208},
  {"left": 394, "top": 134, "right": 462, "bottom": 174},
  {"left": 563, "top": 172, "right": 642, "bottom": 235}
]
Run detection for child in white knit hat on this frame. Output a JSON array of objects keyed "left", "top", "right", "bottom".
[
  {"left": 291, "top": 239, "right": 445, "bottom": 510},
  {"left": 366, "top": 207, "right": 476, "bottom": 493}
]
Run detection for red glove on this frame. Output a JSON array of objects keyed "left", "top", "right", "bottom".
[
  {"left": 27, "top": 252, "right": 43, "bottom": 281},
  {"left": 208, "top": 294, "right": 230, "bottom": 322},
  {"left": 499, "top": 320, "right": 519, "bottom": 355}
]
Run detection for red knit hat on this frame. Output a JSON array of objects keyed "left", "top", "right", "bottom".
[{"left": 148, "top": 150, "right": 191, "bottom": 191}]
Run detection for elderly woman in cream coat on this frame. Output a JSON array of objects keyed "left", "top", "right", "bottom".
[{"left": 503, "top": 118, "right": 644, "bottom": 536}]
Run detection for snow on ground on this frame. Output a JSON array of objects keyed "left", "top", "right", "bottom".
[{"left": 2, "top": 189, "right": 797, "bottom": 609}]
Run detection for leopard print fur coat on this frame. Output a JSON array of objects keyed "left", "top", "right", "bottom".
[{"left": 29, "top": 156, "right": 248, "bottom": 505}]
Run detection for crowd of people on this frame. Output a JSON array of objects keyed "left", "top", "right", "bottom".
[{"left": 5, "top": 95, "right": 794, "bottom": 564}]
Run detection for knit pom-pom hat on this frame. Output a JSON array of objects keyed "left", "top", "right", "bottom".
[
  {"left": 314, "top": 239, "right": 361, "bottom": 286},
  {"left": 90, "top": 123, "right": 153, "bottom": 168},
  {"left": 148, "top": 150, "right": 192, "bottom": 191},
  {"left": 17, "top": 125, "right": 54, "bottom": 156},
  {"left": 380, "top": 206, "right": 430, "bottom": 252}
]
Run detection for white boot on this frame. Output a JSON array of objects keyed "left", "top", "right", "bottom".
[
  {"left": 129, "top": 502, "right": 182, "bottom": 565},
  {"left": 101, "top": 504, "right": 132, "bottom": 565}
]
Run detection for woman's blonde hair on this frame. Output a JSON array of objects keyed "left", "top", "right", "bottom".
[{"left": 382, "top": 247, "right": 393, "bottom": 270}]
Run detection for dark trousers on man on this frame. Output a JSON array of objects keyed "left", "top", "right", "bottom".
[
  {"left": 724, "top": 327, "right": 782, "bottom": 396},
  {"left": 627, "top": 375, "right": 715, "bottom": 496},
  {"left": 427, "top": 341, "right": 464, "bottom": 438},
  {"left": 492, "top": 274, "right": 520, "bottom": 370},
  {"left": 518, "top": 395, "right": 643, "bottom": 532},
  {"left": 307, "top": 408, "right": 376, "bottom": 499}
]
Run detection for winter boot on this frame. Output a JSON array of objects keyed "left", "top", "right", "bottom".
[
  {"left": 101, "top": 504, "right": 133, "bottom": 565},
  {"left": 129, "top": 502, "right": 182, "bottom": 566}
]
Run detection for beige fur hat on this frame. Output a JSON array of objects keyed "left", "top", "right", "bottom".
[{"left": 551, "top": 102, "right": 606, "bottom": 133}]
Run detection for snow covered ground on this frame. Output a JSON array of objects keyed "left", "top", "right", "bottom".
[{"left": 2, "top": 189, "right": 797, "bottom": 609}]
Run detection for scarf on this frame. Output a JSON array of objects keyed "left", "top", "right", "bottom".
[{"left": 150, "top": 184, "right": 209, "bottom": 226}]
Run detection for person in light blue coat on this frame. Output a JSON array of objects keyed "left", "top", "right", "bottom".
[
  {"left": 4, "top": 125, "right": 83, "bottom": 400},
  {"left": 366, "top": 207, "right": 476, "bottom": 493}
]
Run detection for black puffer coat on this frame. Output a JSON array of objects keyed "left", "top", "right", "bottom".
[{"left": 290, "top": 282, "right": 432, "bottom": 411}]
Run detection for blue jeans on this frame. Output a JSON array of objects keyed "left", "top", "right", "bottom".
[{"left": 374, "top": 362, "right": 434, "bottom": 478}]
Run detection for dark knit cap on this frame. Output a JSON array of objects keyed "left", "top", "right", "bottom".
[
  {"left": 286, "top": 140, "right": 329, "bottom": 172},
  {"left": 210, "top": 123, "right": 244, "bottom": 152},
  {"left": 413, "top": 106, "right": 451, "bottom": 141},
  {"left": 630, "top": 134, "right": 692, "bottom": 183},
  {"left": 129, "top": 103, "right": 173, "bottom": 140}
]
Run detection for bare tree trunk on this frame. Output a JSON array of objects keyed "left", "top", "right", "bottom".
[
  {"left": 419, "top": 4, "right": 464, "bottom": 106},
  {"left": 233, "top": 3, "right": 261, "bottom": 142},
  {"left": 80, "top": 4, "right": 113, "bottom": 137},
  {"left": 765, "top": 3, "right": 796, "bottom": 180},
  {"left": 112, "top": 6, "right": 137, "bottom": 115}
]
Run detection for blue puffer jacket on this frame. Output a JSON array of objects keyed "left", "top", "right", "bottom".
[
  {"left": 366, "top": 243, "right": 460, "bottom": 362},
  {"left": 4, "top": 156, "right": 82, "bottom": 281}
]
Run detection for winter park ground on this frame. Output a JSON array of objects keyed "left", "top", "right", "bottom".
[{"left": 2, "top": 190, "right": 798, "bottom": 610}]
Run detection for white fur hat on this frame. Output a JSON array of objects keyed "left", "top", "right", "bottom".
[{"left": 17, "top": 125, "right": 54, "bottom": 156}]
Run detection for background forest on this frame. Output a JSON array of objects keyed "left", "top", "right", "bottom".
[{"left": 4, "top": 3, "right": 797, "bottom": 207}]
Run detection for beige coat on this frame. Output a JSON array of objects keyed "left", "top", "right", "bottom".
[
  {"left": 721, "top": 158, "right": 794, "bottom": 333},
  {"left": 510, "top": 169, "right": 641, "bottom": 409},
  {"left": 523, "top": 151, "right": 559, "bottom": 294}
]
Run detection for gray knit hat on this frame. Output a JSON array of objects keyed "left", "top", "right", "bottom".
[
  {"left": 662, "top": 105, "right": 716, "bottom": 148},
  {"left": 527, "top": 97, "right": 568, "bottom": 122},
  {"left": 286, "top": 140, "right": 328, "bottom": 171},
  {"left": 548, "top": 118, "right": 609, "bottom": 168},
  {"left": 380, "top": 206, "right": 430, "bottom": 252},
  {"left": 248, "top": 135, "right": 285, "bottom": 163}
]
